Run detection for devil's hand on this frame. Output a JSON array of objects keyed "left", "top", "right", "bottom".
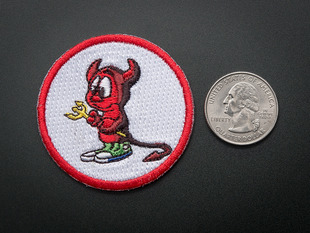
[{"left": 87, "top": 110, "right": 101, "bottom": 127}]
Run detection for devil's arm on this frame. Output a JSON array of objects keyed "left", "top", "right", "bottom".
[
  {"left": 97, "top": 104, "right": 124, "bottom": 133},
  {"left": 98, "top": 116, "right": 123, "bottom": 133},
  {"left": 86, "top": 110, "right": 102, "bottom": 127}
]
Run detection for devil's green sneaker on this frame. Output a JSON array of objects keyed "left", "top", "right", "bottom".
[
  {"left": 94, "top": 142, "right": 132, "bottom": 163},
  {"left": 81, "top": 142, "right": 132, "bottom": 163}
]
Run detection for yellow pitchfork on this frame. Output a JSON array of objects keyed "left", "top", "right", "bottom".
[{"left": 64, "top": 101, "right": 126, "bottom": 137}]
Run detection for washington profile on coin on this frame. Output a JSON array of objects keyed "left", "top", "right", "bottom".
[{"left": 205, "top": 72, "right": 278, "bottom": 145}]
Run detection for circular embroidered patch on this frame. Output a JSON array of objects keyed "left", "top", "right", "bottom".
[{"left": 37, "top": 35, "right": 194, "bottom": 190}]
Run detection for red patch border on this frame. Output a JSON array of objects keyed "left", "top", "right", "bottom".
[{"left": 37, "top": 35, "right": 194, "bottom": 191}]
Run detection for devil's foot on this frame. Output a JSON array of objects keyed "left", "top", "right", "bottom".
[
  {"left": 81, "top": 142, "right": 132, "bottom": 163},
  {"left": 80, "top": 143, "right": 110, "bottom": 162},
  {"left": 95, "top": 142, "right": 132, "bottom": 163},
  {"left": 80, "top": 151, "right": 96, "bottom": 162},
  {"left": 94, "top": 150, "right": 132, "bottom": 163}
]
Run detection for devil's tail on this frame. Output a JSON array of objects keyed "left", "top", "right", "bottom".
[{"left": 128, "top": 137, "right": 172, "bottom": 162}]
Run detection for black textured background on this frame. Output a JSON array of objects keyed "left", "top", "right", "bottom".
[{"left": 1, "top": 1, "right": 310, "bottom": 232}]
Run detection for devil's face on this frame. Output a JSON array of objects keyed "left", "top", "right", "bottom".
[
  {"left": 85, "top": 59, "right": 140, "bottom": 111},
  {"left": 86, "top": 70, "right": 123, "bottom": 110}
]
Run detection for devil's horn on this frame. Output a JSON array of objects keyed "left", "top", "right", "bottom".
[
  {"left": 123, "top": 59, "right": 139, "bottom": 81},
  {"left": 86, "top": 59, "right": 101, "bottom": 81}
]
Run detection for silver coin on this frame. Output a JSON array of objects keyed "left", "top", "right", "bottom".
[{"left": 205, "top": 72, "right": 278, "bottom": 145}]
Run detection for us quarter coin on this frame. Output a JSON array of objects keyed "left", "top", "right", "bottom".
[{"left": 204, "top": 72, "right": 278, "bottom": 145}]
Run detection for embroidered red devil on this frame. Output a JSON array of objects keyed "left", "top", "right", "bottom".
[{"left": 65, "top": 59, "right": 171, "bottom": 163}]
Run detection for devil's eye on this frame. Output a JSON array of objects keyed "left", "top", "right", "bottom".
[
  {"left": 92, "top": 76, "right": 100, "bottom": 86},
  {"left": 90, "top": 76, "right": 100, "bottom": 92},
  {"left": 98, "top": 77, "right": 111, "bottom": 98}
]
